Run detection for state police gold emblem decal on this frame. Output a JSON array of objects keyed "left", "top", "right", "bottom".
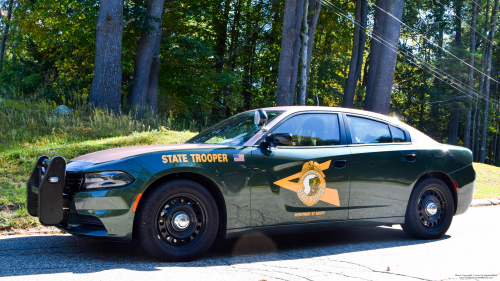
[{"left": 273, "top": 160, "right": 340, "bottom": 207}]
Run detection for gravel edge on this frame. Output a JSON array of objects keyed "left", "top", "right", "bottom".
[{"left": 470, "top": 198, "right": 500, "bottom": 207}]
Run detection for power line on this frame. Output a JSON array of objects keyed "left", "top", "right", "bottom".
[
  {"left": 319, "top": 0, "right": 498, "bottom": 104},
  {"left": 433, "top": 0, "right": 494, "bottom": 49},
  {"left": 369, "top": 1, "right": 500, "bottom": 85}
]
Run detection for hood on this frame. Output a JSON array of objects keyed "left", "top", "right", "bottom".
[{"left": 71, "top": 144, "right": 228, "bottom": 164}]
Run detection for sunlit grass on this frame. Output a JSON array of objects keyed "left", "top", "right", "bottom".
[
  {"left": 0, "top": 131, "right": 196, "bottom": 230},
  {"left": 473, "top": 162, "right": 500, "bottom": 199},
  {"left": 0, "top": 95, "right": 196, "bottom": 230}
]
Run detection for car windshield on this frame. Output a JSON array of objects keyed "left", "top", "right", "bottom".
[{"left": 187, "top": 110, "right": 283, "bottom": 146}]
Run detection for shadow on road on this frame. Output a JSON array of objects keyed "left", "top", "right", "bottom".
[{"left": 0, "top": 226, "right": 449, "bottom": 277}]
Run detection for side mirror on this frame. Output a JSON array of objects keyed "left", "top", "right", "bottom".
[
  {"left": 254, "top": 109, "right": 268, "bottom": 127},
  {"left": 262, "top": 133, "right": 293, "bottom": 150}
]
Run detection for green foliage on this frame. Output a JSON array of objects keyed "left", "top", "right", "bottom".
[
  {"left": 1, "top": 0, "right": 98, "bottom": 101},
  {"left": 0, "top": 0, "right": 500, "bottom": 163}
]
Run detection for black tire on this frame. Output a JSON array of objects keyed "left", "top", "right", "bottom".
[
  {"left": 401, "top": 178, "right": 454, "bottom": 239},
  {"left": 135, "top": 180, "right": 219, "bottom": 261}
]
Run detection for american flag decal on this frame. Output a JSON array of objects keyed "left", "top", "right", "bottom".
[{"left": 233, "top": 154, "right": 245, "bottom": 162}]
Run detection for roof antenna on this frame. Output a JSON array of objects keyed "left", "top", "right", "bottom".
[{"left": 313, "top": 91, "right": 319, "bottom": 106}]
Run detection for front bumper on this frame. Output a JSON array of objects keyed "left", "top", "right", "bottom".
[{"left": 27, "top": 156, "right": 138, "bottom": 242}]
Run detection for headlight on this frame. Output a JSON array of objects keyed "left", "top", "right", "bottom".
[{"left": 84, "top": 171, "right": 135, "bottom": 190}]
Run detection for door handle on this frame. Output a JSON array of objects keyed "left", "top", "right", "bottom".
[
  {"left": 405, "top": 153, "right": 417, "bottom": 162},
  {"left": 334, "top": 160, "right": 347, "bottom": 168}
]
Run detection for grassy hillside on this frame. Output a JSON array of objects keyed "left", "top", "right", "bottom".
[
  {"left": 0, "top": 96, "right": 196, "bottom": 229},
  {"left": 472, "top": 163, "right": 500, "bottom": 199}
]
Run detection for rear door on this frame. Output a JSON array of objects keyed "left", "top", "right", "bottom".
[
  {"left": 250, "top": 112, "right": 351, "bottom": 227},
  {"left": 345, "top": 114, "right": 423, "bottom": 220}
]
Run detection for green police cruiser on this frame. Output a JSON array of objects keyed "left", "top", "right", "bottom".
[{"left": 27, "top": 106, "right": 475, "bottom": 261}]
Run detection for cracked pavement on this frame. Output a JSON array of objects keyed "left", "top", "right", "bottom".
[{"left": 0, "top": 206, "right": 498, "bottom": 281}]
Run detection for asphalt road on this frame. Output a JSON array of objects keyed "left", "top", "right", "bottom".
[{"left": 0, "top": 206, "right": 498, "bottom": 281}]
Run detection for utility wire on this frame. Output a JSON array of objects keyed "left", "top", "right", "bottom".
[
  {"left": 320, "top": 0, "right": 474, "bottom": 101},
  {"left": 433, "top": 0, "right": 494, "bottom": 48},
  {"left": 319, "top": 0, "right": 498, "bottom": 104},
  {"left": 325, "top": 0, "right": 488, "bottom": 102},
  {"left": 369, "top": 1, "right": 500, "bottom": 85}
]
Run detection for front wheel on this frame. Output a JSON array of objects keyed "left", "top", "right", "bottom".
[
  {"left": 402, "top": 178, "right": 454, "bottom": 239},
  {"left": 135, "top": 180, "right": 219, "bottom": 261}
]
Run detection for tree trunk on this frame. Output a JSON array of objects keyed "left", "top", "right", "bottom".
[
  {"left": 367, "top": 0, "right": 405, "bottom": 115},
  {"left": 242, "top": 30, "right": 257, "bottom": 111},
  {"left": 343, "top": 0, "right": 367, "bottom": 108},
  {"left": 492, "top": 106, "right": 499, "bottom": 163},
  {"left": 474, "top": 51, "right": 488, "bottom": 160},
  {"left": 305, "top": 0, "right": 321, "bottom": 97},
  {"left": 449, "top": 0, "right": 463, "bottom": 146},
  {"left": 129, "top": 0, "right": 166, "bottom": 113},
  {"left": 0, "top": 0, "right": 14, "bottom": 72},
  {"left": 474, "top": 0, "right": 490, "bottom": 161},
  {"left": 228, "top": 0, "right": 242, "bottom": 69},
  {"left": 211, "top": 0, "right": 231, "bottom": 119},
  {"left": 276, "top": 0, "right": 305, "bottom": 106},
  {"left": 474, "top": 106, "right": 481, "bottom": 162},
  {"left": 496, "top": 115, "right": 500, "bottom": 165},
  {"left": 449, "top": 109, "right": 460, "bottom": 145},
  {"left": 89, "top": 0, "right": 124, "bottom": 113},
  {"left": 430, "top": 0, "right": 445, "bottom": 121},
  {"left": 145, "top": 27, "right": 162, "bottom": 113},
  {"left": 307, "top": 26, "right": 322, "bottom": 99},
  {"left": 343, "top": 0, "right": 362, "bottom": 108},
  {"left": 480, "top": 0, "right": 499, "bottom": 163},
  {"left": 464, "top": 0, "right": 478, "bottom": 149},
  {"left": 297, "top": 0, "right": 310, "bottom": 106},
  {"left": 364, "top": 0, "right": 387, "bottom": 110}
]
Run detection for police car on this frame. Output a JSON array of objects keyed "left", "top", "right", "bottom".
[{"left": 27, "top": 106, "right": 475, "bottom": 261}]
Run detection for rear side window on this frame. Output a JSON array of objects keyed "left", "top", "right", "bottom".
[
  {"left": 273, "top": 113, "right": 341, "bottom": 146},
  {"left": 391, "top": 126, "right": 406, "bottom": 142},
  {"left": 347, "top": 116, "right": 392, "bottom": 144}
]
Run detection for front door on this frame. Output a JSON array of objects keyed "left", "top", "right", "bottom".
[{"left": 250, "top": 113, "right": 351, "bottom": 227}]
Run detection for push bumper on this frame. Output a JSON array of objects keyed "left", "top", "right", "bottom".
[
  {"left": 27, "top": 156, "right": 66, "bottom": 225},
  {"left": 26, "top": 156, "right": 137, "bottom": 242}
]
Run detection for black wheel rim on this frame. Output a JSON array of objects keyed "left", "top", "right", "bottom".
[
  {"left": 417, "top": 187, "right": 446, "bottom": 228},
  {"left": 156, "top": 194, "right": 206, "bottom": 248}
]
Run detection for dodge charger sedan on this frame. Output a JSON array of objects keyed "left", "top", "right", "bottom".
[{"left": 27, "top": 106, "right": 475, "bottom": 261}]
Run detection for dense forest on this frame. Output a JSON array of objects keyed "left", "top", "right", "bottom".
[{"left": 0, "top": 0, "right": 499, "bottom": 164}]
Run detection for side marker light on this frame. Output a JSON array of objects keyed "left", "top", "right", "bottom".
[
  {"left": 453, "top": 181, "right": 459, "bottom": 195},
  {"left": 133, "top": 193, "right": 143, "bottom": 213}
]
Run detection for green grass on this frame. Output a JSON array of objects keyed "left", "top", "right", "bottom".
[
  {"left": 0, "top": 95, "right": 196, "bottom": 230},
  {"left": 472, "top": 163, "right": 500, "bottom": 199},
  {"left": 0, "top": 131, "right": 196, "bottom": 230}
]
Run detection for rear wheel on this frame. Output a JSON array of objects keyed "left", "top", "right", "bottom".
[
  {"left": 402, "top": 178, "right": 454, "bottom": 239},
  {"left": 135, "top": 180, "right": 219, "bottom": 261}
]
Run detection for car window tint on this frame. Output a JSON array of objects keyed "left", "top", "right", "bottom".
[
  {"left": 273, "top": 114, "right": 341, "bottom": 146},
  {"left": 348, "top": 116, "right": 392, "bottom": 144},
  {"left": 391, "top": 126, "right": 406, "bottom": 142}
]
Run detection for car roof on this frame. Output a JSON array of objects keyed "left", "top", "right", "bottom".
[
  {"left": 260, "top": 106, "right": 394, "bottom": 121},
  {"left": 257, "top": 106, "right": 438, "bottom": 144}
]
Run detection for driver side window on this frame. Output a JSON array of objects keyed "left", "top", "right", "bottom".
[{"left": 273, "top": 113, "right": 341, "bottom": 146}]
